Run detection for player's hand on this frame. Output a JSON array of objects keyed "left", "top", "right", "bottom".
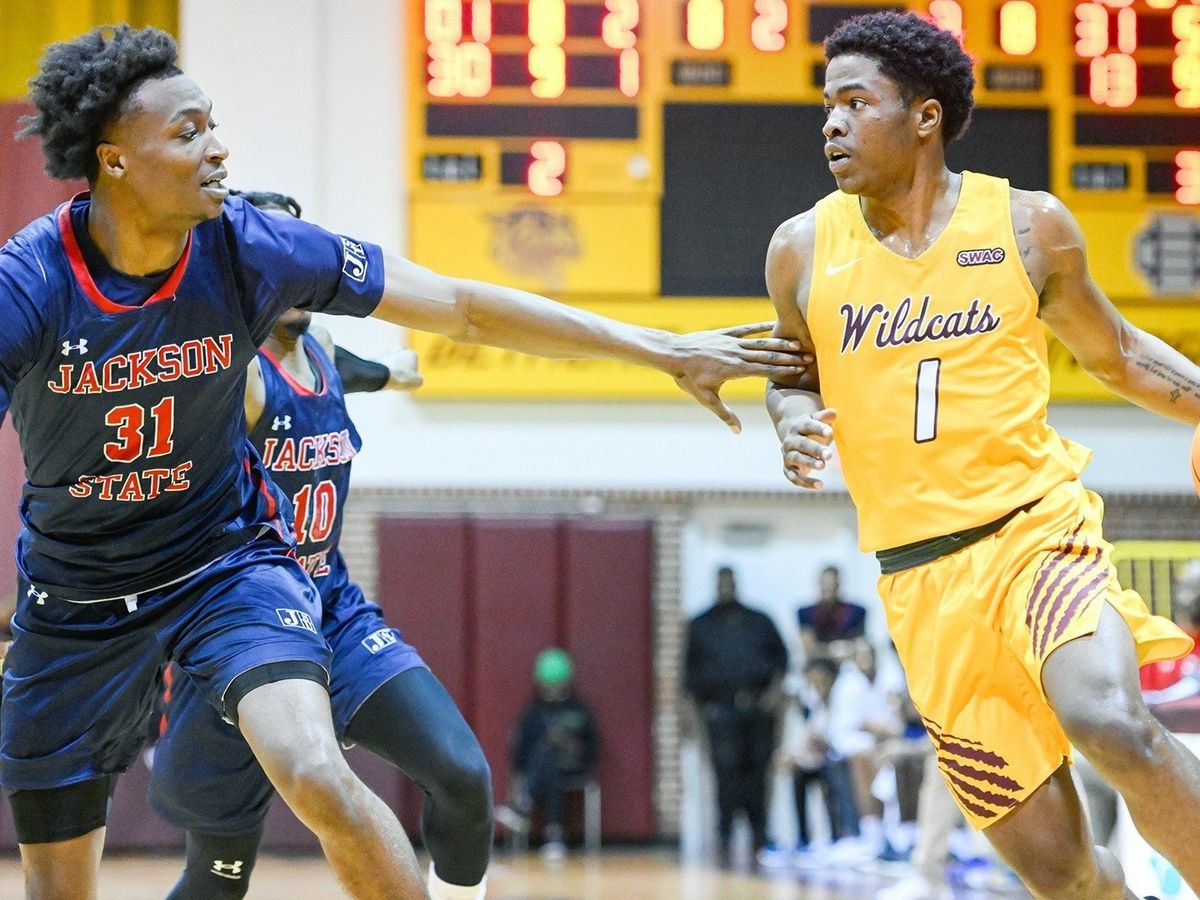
[
  {"left": 780, "top": 408, "right": 837, "bottom": 489},
  {"left": 0, "top": 639, "right": 10, "bottom": 674},
  {"left": 670, "top": 322, "right": 813, "bottom": 433},
  {"left": 383, "top": 349, "right": 423, "bottom": 391}
]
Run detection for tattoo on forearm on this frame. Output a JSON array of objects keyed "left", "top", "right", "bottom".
[{"left": 1135, "top": 354, "right": 1200, "bottom": 403}]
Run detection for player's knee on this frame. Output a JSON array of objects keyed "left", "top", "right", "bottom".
[
  {"left": 270, "top": 754, "right": 363, "bottom": 831},
  {"left": 1015, "top": 844, "right": 1123, "bottom": 900},
  {"left": 430, "top": 746, "right": 493, "bottom": 826},
  {"left": 1060, "top": 702, "right": 1164, "bottom": 772}
]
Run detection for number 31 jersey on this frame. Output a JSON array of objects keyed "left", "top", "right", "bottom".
[
  {"left": 0, "top": 193, "right": 383, "bottom": 600},
  {"left": 248, "top": 335, "right": 361, "bottom": 608},
  {"left": 806, "top": 172, "right": 1089, "bottom": 553}
]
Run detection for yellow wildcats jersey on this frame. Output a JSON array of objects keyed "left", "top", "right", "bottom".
[{"left": 807, "top": 172, "right": 1090, "bottom": 553}]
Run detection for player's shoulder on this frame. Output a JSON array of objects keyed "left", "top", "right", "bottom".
[
  {"left": 769, "top": 207, "right": 818, "bottom": 257},
  {"left": 0, "top": 210, "right": 70, "bottom": 305},
  {"left": 1009, "top": 187, "right": 1084, "bottom": 253}
]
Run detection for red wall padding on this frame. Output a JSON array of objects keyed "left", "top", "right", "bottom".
[
  {"left": 562, "top": 520, "right": 655, "bottom": 838},
  {"left": 375, "top": 516, "right": 657, "bottom": 842}
]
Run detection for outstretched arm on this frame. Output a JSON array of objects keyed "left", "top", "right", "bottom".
[
  {"left": 1025, "top": 192, "right": 1200, "bottom": 424},
  {"left": 369, "top": 253, "right": 811, "bottom": 432},
  {"left": 763, "top": 213, "right": 837, "bottom": 488}
]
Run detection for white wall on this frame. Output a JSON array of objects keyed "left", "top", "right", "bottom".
[{"left": 179, "top": 2, "right": 1194, "bottom": 497}]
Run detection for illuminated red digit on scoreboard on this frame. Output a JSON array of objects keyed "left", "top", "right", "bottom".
[
  {"left": 1075, "top": 3, "right": 1109, "bottom": 58},
  {"left": 425, "top": 0, "right": 492, "bottom": 98},
  {"left": 928, "top": 1, "right": 964, "bottom": 43},
  {"left": 603, "top": 0, "right": 641, "bottom": 97},
  {"left": 998, "top": 1, "right": 1037, "bottom": 56},
  {"left": 1178, "top": 151, "right": 1200, "bottom": 206},
  {"left": 529, "top": 141, "right": 566, "bottom": 197},
  {"left": 529, "top": 0, "right": 567, "bottom": 99},
  {"left": 751, "top": 0, "right": 787, "bottom": 53},
  {"left": 1090, "top": 53, "right": 1138, "bottom": 107},
  {"left": 686, "top": 0, "right": 724, "bottom": 51},
  {"left": 1175, "top": 6, "right": 1200, "bottom": 109}
]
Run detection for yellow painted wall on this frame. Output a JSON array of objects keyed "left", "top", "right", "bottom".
[{"left": 0, "top": 0, "right": 177, "bottom": 102}]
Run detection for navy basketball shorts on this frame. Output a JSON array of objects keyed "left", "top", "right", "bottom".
[
  {"left": 149, "top": 580, "right": 424, "bottom": 834},
  {"left": 0, "top": 535, "right": 331, "bottom": 793}
]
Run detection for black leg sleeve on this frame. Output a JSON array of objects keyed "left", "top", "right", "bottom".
[
  {"left": 345, "top": 667, "right": 493, "bottom": 886},
  {"left": 166, "top": 827, "right": 264, "bottom": 900}
]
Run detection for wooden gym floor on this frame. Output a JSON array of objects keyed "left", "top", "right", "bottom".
[{"left": 0, "top": 849, "right": 1030, "bottom": 899}]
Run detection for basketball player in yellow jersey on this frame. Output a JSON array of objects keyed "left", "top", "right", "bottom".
[{"left": 766, "top": 11, "right": 1200, "bottom": 899}]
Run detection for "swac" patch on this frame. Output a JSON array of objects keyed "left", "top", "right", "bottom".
[{"left": 956, "top": 247, "right": 1006, "bottom": 267}]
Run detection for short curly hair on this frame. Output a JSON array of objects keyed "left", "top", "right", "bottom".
[
  {"left": 825, "top": 11, "right": 975, "bottom": 145},
  {"left": 21, "top": 25, "right": 181, "bottom": 181}
]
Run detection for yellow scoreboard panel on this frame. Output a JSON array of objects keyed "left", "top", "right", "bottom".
[{"left": 407, "top": 1, "right": 1200, "bottom": 400}]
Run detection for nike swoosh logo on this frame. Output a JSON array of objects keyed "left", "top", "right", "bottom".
[{"left": 825, "top": 257, "right": 863, "bottom": 276}]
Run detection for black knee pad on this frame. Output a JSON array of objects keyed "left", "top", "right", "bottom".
[
  {"left": 167, "top": 827, "right": 264, "bottom": 900},
  {"left": 9, "top": 775, "right": 116, "bottom": 844}
]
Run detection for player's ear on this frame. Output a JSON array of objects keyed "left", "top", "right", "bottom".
[
  {"left": 915, "top": 98, "right": 942, "bottom": 140},
  {"left": 95, "top": 142, "right": 126, "bottom": 181}
]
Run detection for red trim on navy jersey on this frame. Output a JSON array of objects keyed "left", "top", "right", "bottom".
[
  {"left": 56, "top": 193, "right": 193, "bottom": 314},
  {"left": 259, "top": 340, "right": 329, "bottom": 398}
]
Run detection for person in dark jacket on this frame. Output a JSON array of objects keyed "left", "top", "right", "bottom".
[
  {"left": 509, "top": 648, "right": 599, "bottom": 860},
  {"left": 685, "top": 567, "right": 789, "bottom": 859}
]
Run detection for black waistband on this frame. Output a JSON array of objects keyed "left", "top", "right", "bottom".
[{"left": 876, "top": 498, "right": 1041, "bottom": 574}]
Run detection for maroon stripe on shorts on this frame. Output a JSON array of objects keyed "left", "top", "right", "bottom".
[
  {"left": 928, "top": 730, "right": 1009, "bottom": 769},
  {"left": 945, "top": 770, "right": 1019, "bottom": 808},
  {"left": 938, "top": 754, "right": 1023, "bottom": 793},
  {"left": 1024, "top": 525, "right": 1085, "bottom": 628},
  {"left": 1035, "top": 552, "right": 1105, "bottom": 658},
  {"left": 948, "top": 782, "right": 999, "bottom": 820},
  {"left": 1049, "top": 566, "right": 1112, "bottom": 646},
  {"left": 1028, "top": 539, "right": 1093, "bottom": 641}
]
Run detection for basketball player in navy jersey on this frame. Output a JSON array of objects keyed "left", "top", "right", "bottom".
[
  {"left": 0, "top": 26, "right": 808, "bottom": 900},
  {"left": 149, "top": 191, "right": 493, "bottom": 900}
]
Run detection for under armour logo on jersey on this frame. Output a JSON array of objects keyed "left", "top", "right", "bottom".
[
  {"left": 26, "top": 584, "right": 48, "bottom": 605},
  {"left": 272, "top": 415, "right": 292, "bottom": 431},
  {"left": 61, "top": 339, "right": 88, "bottom": 356},
  {"left": 210, "top": 859, "right": 245, "bottom": 880}
]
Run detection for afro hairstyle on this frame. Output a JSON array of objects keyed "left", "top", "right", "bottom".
[
  {"left": 825, "top": 11, "right": 976, "bottom": 145},
  {"left": 21, "top": 25, "right": 181, "bottom": 181}
]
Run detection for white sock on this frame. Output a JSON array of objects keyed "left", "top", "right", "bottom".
[{"left": 428, "top": 862, "right": 487, "bottom": 900}]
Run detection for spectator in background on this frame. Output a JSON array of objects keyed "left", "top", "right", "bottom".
[
  {"left": 508, "top": 648, "right": 599, "bottom": 861},
  {"left": 685, "top": 567, "right": 789, "bottom": 861},
  {"left": 762, "top": 656, "right": 861, "bottom": 867},
  {"left": 797, "top": 566, "right": 868, "bottom": 661}
]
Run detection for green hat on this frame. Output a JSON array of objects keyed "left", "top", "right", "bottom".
[{"left": 534, "top": 648, "right": 573, "bottom": 686}]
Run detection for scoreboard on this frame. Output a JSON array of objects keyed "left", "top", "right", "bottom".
[{"left": 406, "top": 1, "right": 1200, "bottom": 400}]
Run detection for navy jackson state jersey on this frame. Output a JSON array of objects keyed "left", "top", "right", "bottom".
[
  {"left": 248, "top": 335, "right": 361, "bottom": 607},
  {"left": 0, "top": 193, "right": 384, "bottom": 600}
]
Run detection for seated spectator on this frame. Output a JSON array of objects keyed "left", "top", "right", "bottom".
[
  {"left": 797, "top": 566, "right": 868, "bottom": 661},
  {"left": 507, "top": 648, "right": 599, "bottom": 861}
]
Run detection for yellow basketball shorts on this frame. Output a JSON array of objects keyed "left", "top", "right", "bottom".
[{"left": 878, "top": 478, "right": 1192, "bottom": 830}]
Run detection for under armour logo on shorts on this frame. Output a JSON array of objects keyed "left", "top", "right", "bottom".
[
  {"left": 61, "top": 339, "right": 88, "bottom": 356},
  {"left": 26, "top": 584, "right": 48, "bottom": 604},
  {"left": 272, "top": 415, "right": 292, "bottom": 431},
  {"left": 210, "top": 859, "right": 245, "bottom": 879}
]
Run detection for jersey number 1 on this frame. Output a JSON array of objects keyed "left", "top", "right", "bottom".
[{"left": 914, "top": 359, "right": 941, "bottom": 444}]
